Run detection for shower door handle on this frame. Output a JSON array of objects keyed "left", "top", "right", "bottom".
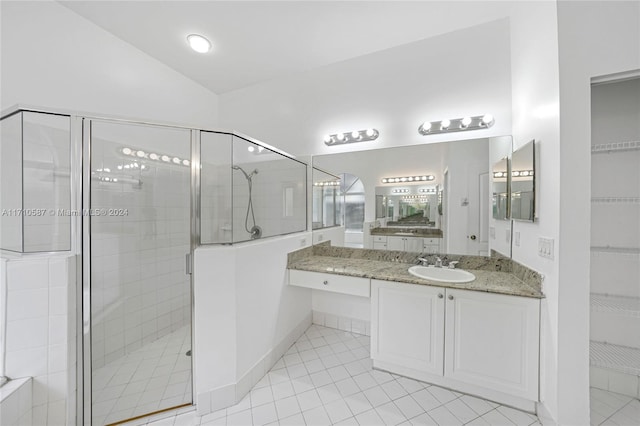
[{"left": 185, "top": 253, "right": 193, "bottom": 275}]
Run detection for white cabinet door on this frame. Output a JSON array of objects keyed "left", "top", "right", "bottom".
[
  {"left": 444, "top": 288, "right": 540, "bottom": 400},
  {"left": 371, "top": 280, "right": 445, "bottom": 375},
  {"left": 387, "top": 236, "right": 405, "bottom": 251},
  {"left": 405, "top": 237, "right": 424, "bottom": 253}
]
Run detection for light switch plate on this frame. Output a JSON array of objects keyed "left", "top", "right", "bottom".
[
  {"left": 538, "top": 237, "right": 554, "bottom": 259},
  {"left": 515, "top": 231, "right": 521, "bottom": 247}
]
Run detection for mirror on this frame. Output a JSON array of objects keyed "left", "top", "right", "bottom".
[
  {"left": 311, "top": 167, "right": 341, "bottom": 230},
  {"left": 511, "top": 139, "right": 535, "bottom": 222},
  {"left": 492, "top": 156, "right": 510, "bottom": 220},
  {"left": 312, "top": 136, "right": 513, "bottom": 257}
]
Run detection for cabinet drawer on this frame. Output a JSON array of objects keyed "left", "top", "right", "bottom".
[
  {"left": 373, "top": 235, "right": 388, "bottom": 243},
  {"left": 423, "top": 238, "right": 441, "bottom": 245},
  {"left": 289, "top": 270, "right": 370, "bottom": 297}
]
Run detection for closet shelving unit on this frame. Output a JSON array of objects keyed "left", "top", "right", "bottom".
[{"left": 589, "top": 76, "right": 640, "bottom": 399}]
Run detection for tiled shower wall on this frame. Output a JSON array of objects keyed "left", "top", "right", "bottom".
[
  {"left": 1, "top": 253, "right": 77, "bottom": 425},
  {"left": 90, "top": 138, "right": 191, "bottom": 370}
]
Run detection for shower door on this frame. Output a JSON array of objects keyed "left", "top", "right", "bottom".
[{"left": 85, "top": 120, "right": 193, "bottom": 425}]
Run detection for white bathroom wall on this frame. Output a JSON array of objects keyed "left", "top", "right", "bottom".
[
  {"left": 218, "top": 19, "right": 512, "bottom": 157},
  {"left": 193, "top": 233, "right": 312, "bottom": 415},
  {"left": 554, "top": 1, "right": 640, "bottom": 424},
  {"left": 1, "top": 253, "right": 77, "bottom": 426},
  {"left": 506, "top": 2, "right": 564, "bottom": 423},
  {"left": 0, "top": 1, "right": 219, "bottom": 129}
]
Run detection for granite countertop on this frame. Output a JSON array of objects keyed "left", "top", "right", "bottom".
[
  {"left": 288, "top": 244, "right": 544, "bottom": 299},
  {"left": 370, "top": 227, "right": 443, "bottom": 238}
]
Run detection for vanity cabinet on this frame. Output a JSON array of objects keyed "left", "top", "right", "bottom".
[
  {"left": 371, "top": 279, "right": 540, "bottom": 405},
  {"left": 370, "top": 280, "right": 445, "bottom": 375},
  {"left": 289, "top": 270, "right": 370, "bottom": 297},
  {"left": 387, "top": 236, "right": 424, "bottom": 252},
  {"left": 422, "top": 238, "right": 441, "bottom": 254},
  {"left": 372, "top": 235, "right": 387, "bottom": 250}
]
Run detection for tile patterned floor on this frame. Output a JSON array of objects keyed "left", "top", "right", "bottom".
[
  {"left": 590, "top": 387, "right": 640, "bottom": 426},
  {"left": 133, "top": 325, "right": 542, "bottom": 426},
  {"left": 92, "top": 326, "right": 192, "bottom": 425}
]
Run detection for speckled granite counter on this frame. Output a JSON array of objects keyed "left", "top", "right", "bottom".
[
  {"left": 370, "top": 227, "right": 443, "bottom": 238},
  {"left": 288, "top": 243, "right": 544, "bottom": 299}
]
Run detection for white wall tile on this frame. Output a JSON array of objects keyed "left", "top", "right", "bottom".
[
  {"left": 7, "top": 259, "right": 49, "bottom": 290},
  {"left": 6, "top": 316, "right": 48, "bottom": 351},
  {"left": 7, "top": 288, "right": 48, "bottom": 321}
]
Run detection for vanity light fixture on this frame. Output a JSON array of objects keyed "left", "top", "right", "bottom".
[
  {"left": 120, "top": 147, "right": 190, "bottom": 168},
  {"left": 493, "top": 171, "right": 507, "bottom": 178},
  {"left": 403, "top": 195, "right": 429, "bottom": 201},
  {"left": 324, "top": 128, "right": 379, "bottom": 146},
  {"left": 381, "top": 175, "right": 434, "bottom": 184},
  {"left": 187, "top": 34, "right": 212, "bottom": 53},
  {"left": 313, "top": 180, "right": 340, "bottom": 187},
  {"left": 419, "top": 188, "right": 437, "bottom": 194},
  {"left": 392, "top": 189, "right": 409, "bottom": 194},
  {"left": 512, "top": 170, "right": 534, "bottom": 177},
  {"left": 419, "top": 114, "right": 495, "bottom": 135}
]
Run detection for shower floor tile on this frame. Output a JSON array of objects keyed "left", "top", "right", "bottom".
[{"left": 92, "top": 325, "right": 192, "bottom": 425}]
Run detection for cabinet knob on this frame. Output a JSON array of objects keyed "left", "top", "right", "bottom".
[
  {"left": 438, "top": 293, "right": 443, "bottom": 299},
  {"left": 323, "top": 280, "right": 328, "bottom": 285},
  {"left": 448, "top": 294, "right": 454, "bottom": 300}
]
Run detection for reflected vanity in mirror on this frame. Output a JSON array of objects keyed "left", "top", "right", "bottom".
[
  {"left": 511, "top": 139, "right": 535, "bottom": 222},
  {"left": 312, "top": 136, "right": 514, "bottom": 257}
]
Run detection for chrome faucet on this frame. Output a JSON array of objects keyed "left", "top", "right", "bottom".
[{"left": 435, "top": 257, "right": 443, "bottom": 268}]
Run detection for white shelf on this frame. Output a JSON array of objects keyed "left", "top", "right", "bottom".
[
  {"left": 591, "top": 246, "right": 640, "bottom": 255},
  {"left": 591, "top": 141, "right": 640, "bottom": 154},
  {"left": 591, "top": 293, "right": 640, "bottom": 318},
  {"left": 591, "top": 197, "right": 640, "bottom": 204},
  {"left": 590, "top": 341, "right": 640, "bottom": 376}
]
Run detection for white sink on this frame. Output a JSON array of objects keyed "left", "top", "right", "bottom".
[
  {"left": 394, "top": 232, "right": 415, "bottom": 236},
  {"left": 408, "top": 265, "right": 476, "bottom": 283}
]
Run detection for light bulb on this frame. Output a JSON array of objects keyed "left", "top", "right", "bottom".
[
  {"left": 461, "top": 117, "right": 472, "bottom": 127},
  {"left": 400, "top": 177, "right": 407, "bottom": 182},
  {"left": 381, "top": 178, "right": 388, "bottom": 183},
  {"left": 172, "top": 157, "right": 180, "bottom": 164},
  {"left": 351, "top": 131, "right": 360, "bottom": 139},
  {"left": 136, "top": 150, "right": 145, "bottom": 158},
  {"left": 323, "top": 135, "right": 332, "bottom": 143},
  {"left": 408, "top": 177, "right": 414, "bottom": 182},
  {"left": 441, "top": 119, "right": 451, "bottom": 129},
  {"left": 428, "top": 176, "right": 434, "bottom": 180},
  {"left": 248, "top": 146, "right": 255, "bottom": 152},
  {"left": 149, "top": 153, "right": 159, "bottom": 160},
  {"left": 183, "top": 160, "right": 190, "bottom": 166},
  {"left": 366, "top": 129, "right": 375, "bottom": 137},
  {"left": 161, "top": 155, "right": 170, "bottom": 162},
  {"left": 422, "top": 122, "right": 432, "bottom": 132},
  {"left": 117, "top": 165, "right": 123, "bottom": 170},
  {"left": 187, "top": 34, "right": 212, "bottom": 53},
  {"left": 394, "top": 178, "right": 400, "bottom": 183},
  {"left": 122, "top": 148, "right": 132, "bottom": 155},
  {"left": 141, "top": 165, "right": 146, "bottom": 170},
  {"left": 481, "top": 114, "right": 494, "bottom": 126},
  {"left": 113, "top": 178, "right": 118, "bottom": 183},
  {"left": 421, "top": 176, "right": 427, "bottom": 181},
  {"left": 336, "top": 133, "right": 345, "bottom": 141}
]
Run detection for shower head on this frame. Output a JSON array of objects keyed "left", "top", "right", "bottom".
[{"left": 232, "top": 165, "right": 258, "bottom": 180}]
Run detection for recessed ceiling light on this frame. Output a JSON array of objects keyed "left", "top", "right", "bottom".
[{"left": 187, "top": 34, "right": 212, "bottom": 53}]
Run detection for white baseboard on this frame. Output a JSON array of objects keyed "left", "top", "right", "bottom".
[
  {"left": 197, "top": 313, "right": 312, "bottom": 416},
  {"left": 536, "top": 401, "right": 557, "bottom": 426},
  {"left": 312, "top": 310, "right": 370, "bottom": 336}
]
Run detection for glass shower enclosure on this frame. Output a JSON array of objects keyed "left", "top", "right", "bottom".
[{"left": 0, "top": 107, "right": 308, "bottom": 426}]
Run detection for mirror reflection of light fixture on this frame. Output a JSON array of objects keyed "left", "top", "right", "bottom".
[
  {"left": 313, "top": 180, "right": 340, "bottom": 187},
  {"left": 392, "top": 188, "right": 409, "bottom": 193},
  {"left": 419, "top": 114, "right": 495, "bottom": 135},
  {"left": 324, "top": 128, "right": 379, "bottom": 146},
  {"left": 381, "top": 175, "right": 434, "bottom": 184},
  {"left": 419, "top": 187, "right": 437, "bottom": 194},
  {"left": 120, "top": 147, "right": 190, "bottom": 167},
  {"left": 512, "top": 170, "right": 534, "bottom": 177}
]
